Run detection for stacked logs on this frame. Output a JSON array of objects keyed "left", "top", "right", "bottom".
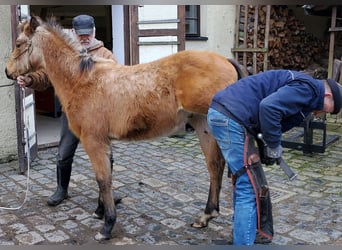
[{"left": 238, "top": 5, "right": 326, "bottom": 73}]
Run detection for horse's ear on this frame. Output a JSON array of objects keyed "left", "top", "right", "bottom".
[{"left": 29, "top": 16, "right": 42, "bottom": 33}]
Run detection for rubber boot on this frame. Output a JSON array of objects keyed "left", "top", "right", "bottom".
[{"left": 47, "top": 166, "right": 71, "bottom": 206}]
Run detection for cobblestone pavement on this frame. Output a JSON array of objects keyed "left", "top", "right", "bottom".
[{"left": 0, "top": 118, "right": 341, "bottom": 245}]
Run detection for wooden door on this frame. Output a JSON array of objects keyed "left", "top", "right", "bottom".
[
  {"left": 12, "top": 5, "right": 38, "bottom": 173},
  {"left": 128, "top": 5, "right": 185, "bottom": 65}
]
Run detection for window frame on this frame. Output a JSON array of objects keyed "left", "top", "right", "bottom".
[
  {"left": 185, "top": 5, "right": 208, "bottom": 41},
  {"left": 185, "top": 5, "right": 200, "bottom": 37}
]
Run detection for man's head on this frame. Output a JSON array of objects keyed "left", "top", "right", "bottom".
[
  {"left": 72, "top": 14, "right": 95, "bottom": 46},
  {"left": 321, "top": 79, "right": 342, "bottom": 115},
  {"left": 327, "top": 79, "right": 342, "bottom": 114}
]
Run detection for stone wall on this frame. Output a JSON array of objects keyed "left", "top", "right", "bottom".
[{"left": 0, "top": 5, "right": 18, "bottom": 162}]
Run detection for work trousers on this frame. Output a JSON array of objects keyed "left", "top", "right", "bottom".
[
  {"left": 207, "top": 107, "right": 257, "bottom": 245},
  {"left": 56, "top": 112, "right": 114, "bottom": 174}
]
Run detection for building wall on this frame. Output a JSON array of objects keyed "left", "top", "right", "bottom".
[
  {"left": 137, "top": 5, "right": 179, "bottom": 63},
  {"left": 112, "top": 5, "right": 125, "bottom": 65},
  {"left": 135, "top": 5, "right": 237, "bottom": 63},
  {"left": 0, "top": 5, "right": 18, "bottom": 162},
  {"left": 186, "top": 5, "right": 236, "bottom": 59}
]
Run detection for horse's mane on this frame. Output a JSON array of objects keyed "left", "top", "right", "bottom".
[
  {"left": 41, "top": 18, "right": 81, "bottom": 52},
  {"left": 79, "top": 49, "right": 94, "bottom": 73},
  {"left": 41, "top": 17, "right": 94, "bottom": 73}
]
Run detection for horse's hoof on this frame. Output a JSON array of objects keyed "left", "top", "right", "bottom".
[
  {"left": 92, "top": 212, "right": 104, "bottom": 220},
  {"left": 191, "top": 210, "right": 219, "bottom": 228},
  {"left": 94, "top": 232, "right": 110, "bottom": 241},
  {"left": 114, "top": 196, "right": 123, "bottom": 205},
  {"left": 191, "top": 220, "right": 208, "bottom": 228}
]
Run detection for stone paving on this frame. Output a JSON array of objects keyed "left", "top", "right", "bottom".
[{"left": 0, "top": 118, "right": 341, "bottom": 245}]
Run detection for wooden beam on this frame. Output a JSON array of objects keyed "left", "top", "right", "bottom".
[
  {"left": 231, "top": 48, "right": 268, "bottom": 53},
  {"left": 328, "top": 6, "right": 337, "bottom": 79}
]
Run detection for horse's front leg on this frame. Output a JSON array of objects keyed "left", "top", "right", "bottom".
[
  {"left": 81, "top": 135, "right": 116, "bottom": 240},
  {"left": 188, "top": 116, "right": 226, "bottom": 228},
  {"left": 95, "top": 173, "right": 116, "bottom": 240},
  {"left": 93, "top": 149, "right": 114, "bottom": 220}
]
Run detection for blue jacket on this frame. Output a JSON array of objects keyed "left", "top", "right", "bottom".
[{"left": 210, "top": 70, "right": 325, "bottom": 148}]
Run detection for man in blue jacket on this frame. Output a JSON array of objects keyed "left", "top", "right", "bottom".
[{"left": 207, "top": 70, "right": 342, "bottom": 245}]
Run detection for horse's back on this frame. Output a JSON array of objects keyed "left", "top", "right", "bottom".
[{"left": 170, "top": 50, "right": 238, "bottom": 114}]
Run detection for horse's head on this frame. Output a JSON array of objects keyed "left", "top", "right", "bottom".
[{"left": 5, "top": 16, "right": 45, "bottom": 80}]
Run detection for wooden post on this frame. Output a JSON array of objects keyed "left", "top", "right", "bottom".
[
  {"left": 328, "top": 6, "right": 337, "bottom": 79},
  {"left": 253, "top": 6, "right": 259, "bottom": 74},
  {"left": 263, "top": 5, "right": 271, "bottom": 71}
]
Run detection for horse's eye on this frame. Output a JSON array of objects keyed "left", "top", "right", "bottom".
[{"left": 15, "top": 43, "right": 21, "bottom": 48}]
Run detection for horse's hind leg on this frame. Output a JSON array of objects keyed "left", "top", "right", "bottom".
[
  {"left": 81, "top": 135, "right": 116, "bottom": 240},
  {"left": 188, "top": 114, "right": 226, "bottom": 228}
]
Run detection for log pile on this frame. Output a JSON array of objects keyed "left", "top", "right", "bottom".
[{"left": 238, "top": 5, "right": 327, "bottom": 73}]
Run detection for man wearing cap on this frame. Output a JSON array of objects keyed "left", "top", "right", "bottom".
[
  {"left": 16, "top": 14, "right": 118, "bottom": 206},
  {"left": 207, "top": 69, "right": 342, "bottom": 245},
  {"left": 71, "top": 14, "right": 114, "bottom": 58}
]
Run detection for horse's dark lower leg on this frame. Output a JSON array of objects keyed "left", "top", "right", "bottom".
[
  {"left": 95, "top": 153, "right": 116, "bottom": 240},
  {"left": 93, "top": 150, "right": 114, "bottom": 219},
  {"left": 81, "top": 137, "right": 116, "bottom": 240},
  {"left": 192, "top": 155, "right": 225, "bottom": 227},
  {"left": 205, "top": 143, "right": 225, "bottom": 216},
  {"left": 188, "top": 115, "right": 226, "bottom": 228},
  {"left": 93, "top": 196, "right": 105, "bottom": 219},
  {"left": 94, "top": 193, "right": 123, "bottom": 219},
  {"left": 95, "top": 178, "right": 116, "bottom": 240}
]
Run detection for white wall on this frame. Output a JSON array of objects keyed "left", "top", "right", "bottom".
[
  {"left": 137, "top": 5, "right": 179, "bottom": 63},
  {"left": 186, "top": 5, "right": 236, "bottom": 59},
  {"left": 112, "top": 5, "right": 125, "bottom": 65},
  {"left": 135, "top": 5, "right": 236, "bottom": 63},
  {"left": 0, "top": 5, "right": 18, "bottom": 162}
]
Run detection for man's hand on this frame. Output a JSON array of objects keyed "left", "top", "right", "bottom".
[
  {"left": 16, "top": 75, "right": 32, "bottom": 88},
  {"left": 263, "top": 157, "right": 279, "bottom": 166},
  {"left": 264, "top": 145, "right": 282, "bottom": 165}
]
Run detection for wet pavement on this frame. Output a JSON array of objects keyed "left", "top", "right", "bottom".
[{"left": 0, "top": 117, "right": 341, "bottom": 245}]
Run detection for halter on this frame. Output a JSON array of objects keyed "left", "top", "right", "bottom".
[
  {"left": 12, "top": 39, "right": 33, "bottom": 76},
  {"left": 12, "top": 39, "right": 32, "bottom": 59}
]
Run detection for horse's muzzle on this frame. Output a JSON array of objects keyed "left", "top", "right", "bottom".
[{"left": 4, "top": 68, "right": 14, "bottom": 80}]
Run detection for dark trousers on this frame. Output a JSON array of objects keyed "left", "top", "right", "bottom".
[
  {"left": 56, "top": 112, "right": 113, "bottom": 188},
  {"left": 56, "top": 112, "right": 79, "bottom": 171}
]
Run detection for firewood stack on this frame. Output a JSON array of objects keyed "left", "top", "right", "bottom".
[{"left": 238, "top": 5, "right": 326, "bottom": 73}]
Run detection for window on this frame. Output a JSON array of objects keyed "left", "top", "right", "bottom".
[{"left": 185, "top": 5, "right": 200, "bottom": 37}]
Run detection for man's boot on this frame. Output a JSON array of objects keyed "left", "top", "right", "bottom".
[{"left": 47, "top": 166, "right": 71, "bottom": 206}]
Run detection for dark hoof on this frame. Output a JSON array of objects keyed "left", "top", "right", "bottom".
[
  {"left": 94, "top": 232, "right": 111, "bottom": 241},
  {"left": 191, "top": 221, "right": 208, "bottom": 228},
  {"left": 93, "top": 195, "right": 124, "bottom": 219},
  {"left": 114, "top": 196, "right": 122, "bottom": 205},
  {"left": 92, "top": 212, "right": 103, "bottom": 220},
  {"left": 191, "top": 210, "right": 219, "bottom": 228}
]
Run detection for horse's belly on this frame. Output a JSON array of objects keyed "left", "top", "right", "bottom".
[{"left": 114, "top": 107, "right": 189, "bottom": 141}]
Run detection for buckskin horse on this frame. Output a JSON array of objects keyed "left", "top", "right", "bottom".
[{"left": 5, "top": 16, "right": 244, "bottom": 240}]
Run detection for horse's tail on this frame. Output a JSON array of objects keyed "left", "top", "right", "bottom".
[
  {"left": 79, "top": 49, "right": 94, "bottom": 73},
  {"left": 227, "top": 58, "right": 247, "bottom": 79}
]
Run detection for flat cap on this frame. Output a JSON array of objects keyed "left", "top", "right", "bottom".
[
  {"left": 327, "top": 79, "right": 342, "bottom": 114},
  {"left": 72, "top": 14, "right": 94, "bottom": 35}
]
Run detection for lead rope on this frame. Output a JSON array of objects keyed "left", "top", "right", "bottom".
[{"left": 0, "top": 87, "right": 31, "bottom": 210}]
